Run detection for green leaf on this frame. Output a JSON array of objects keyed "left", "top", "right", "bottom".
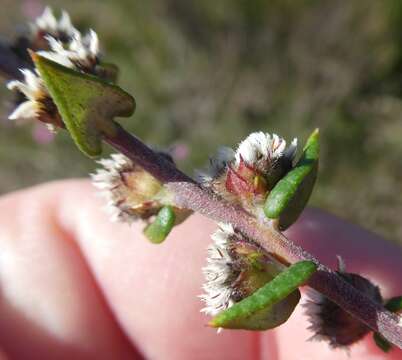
[
  {"left": 384, "top": 296, "right": 402, "bottom": 313},
  {"left": 144, "top": 206, "right": 176, "bottom": 244},
  {"left": 209, "top": 260, "right": 317, "bottom": 330},
  {"left": 33, "top": 53, "right": 135, "bottom": 157},
  {"left": 264, "top": 129, "right": 319, "bottom": 230},
  {"left": 373, "top": 332, "right": 392, "bottom": 353}
]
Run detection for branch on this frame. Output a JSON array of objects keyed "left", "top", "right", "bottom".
[
  {"left": 104, "top": 124, "right": 402, "bottom": 348},
  {"left": 2, "top": 45, "right": 400, "bottom": 346}
]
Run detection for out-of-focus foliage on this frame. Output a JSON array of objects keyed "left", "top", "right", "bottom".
[{"left": 1, "top": 0, "right": 402, "bottom": 243}]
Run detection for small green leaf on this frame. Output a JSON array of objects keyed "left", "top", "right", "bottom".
[
  {"left": 144, "top": 206, "right": 176, "bottom": 244},
  {"left": 373, "top": 332, "right": 392, "bottom": 353},
  {"left": 264, "top": 129, "right": 319, "bottom": 230},
  {"left": 385, "top": 296, "right": 402, "bottom": 313},
  {"left": 209, "top": 260, "right": 317, "bottom": 330},
  {"left": 33, "top": 53, "right": 135, "bottom": 157}
]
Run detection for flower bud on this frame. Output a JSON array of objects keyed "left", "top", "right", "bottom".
[
  {"left": 6, "top": 8, "right": 114, "bottom": 129},
  {"left": 92, "top": 153, "right": 191, "bottom": 232},
  {"left": 29, "top": 7, "right": 77, "bottom": 50},
  {"left": 200, "top": 223, "right": 302, "bottom": 330},
  {"left": 304, "top": 257, "right": 382, "bottom": 348},
  {"left": 7, "top": 69, "right": 63, "bottom": 129},
  {"left": 198, "top": 132, "right": 297, "bottom": 211}
]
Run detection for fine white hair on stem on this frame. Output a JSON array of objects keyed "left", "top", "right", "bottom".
[{"left": 200, "top": 223, "right": 237, "bottom": 316}]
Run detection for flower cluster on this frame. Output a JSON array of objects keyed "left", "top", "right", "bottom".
[
  {"left": 92, "top": 153, "right": 191, "bottom": 226},
  {"left": 304, "top": 258, "right": 383, "bottom": 348},
  {"left": 200, "top": 223, "right": 286, "bottom": 316},
  {"left": 199, "top": 132, "right": 297, "bottom": 210},
  {"left": 7, "top": 68, "right": 62, "bottom": 127},
  {"left": 29, "top": 6, "right": 76, "bottom": 48},
  {"left": 200, "top": 223, "right": 238, "bottom": 316},
  {"left": 38, "top": 30, "right": 99, "bottom": 73},
  {"left": 92, "top": 153, "right": 164, "bottom": 223},
  {"left": 6, "top": 7, "right": 100, "bottom": 128}
]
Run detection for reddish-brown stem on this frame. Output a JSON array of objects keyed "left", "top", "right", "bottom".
[{"left": 104, "top": 124, "right": 402, "bottom": 348}]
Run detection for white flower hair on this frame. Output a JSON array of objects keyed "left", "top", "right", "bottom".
[
  {"left": 197, "top": 132, "right": 297, "bottom": 192},
  {"left": 31, "top": 6, "right": 77, "bottom": 40},
  {"left": 91, "top": 153, "right": 164, "bottom": 224},
  {"left": 200, "top": 223, "right": 238, "bottom": 316},
  {"left": 38, "top": 30, "right": 99, "bottom": 71},
  {"left": 8, "top": 10, "right": 101, "bottom": 123},
  {"left": 235, "top": 132, "right": 297, "bottom": 169},
  {"left": 91, "top": 153, "right": 138, "bottom": 223},
  {"left": 7, "top": 69, "right": 46, "bottom": 121}
]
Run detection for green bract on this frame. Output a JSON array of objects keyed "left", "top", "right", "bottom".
[
  {"left": 373, "top": 333, "right": 392, "bottom": 353},
  {"left": 144, "top": 206, "right": 176, "bottom": 244},
  {"left": 209, "top": 260, "right": 317, "bottom": 330},
  {"left": 33, "top": 53, "right": 135, "bottom": 157},
  {"left": 384, "top": 296, "right": 402, "bottom": 313},
  {"left": 264, "top": 129, "right": 319, "bottom": 230}
]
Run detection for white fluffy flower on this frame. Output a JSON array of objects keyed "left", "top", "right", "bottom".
[
  {"left": 31, "top": 7, "right": 77, "bottom": 40},
  {"left": 198, "top": 132, "right": 297, "bottom": 188},
  {"left": 92, "top": 154, "right": 137, "bottom": 223},
  {"left": 91, "top": 153, "right": 163, "bottom": 224},
  {"left": 38, "top": 30, "right": 99, "bottom": 72},
  {"left": 200, "top": 223, "right": 238, "bottom": 316},
  {"left": 7, "top": 69, "right": 46, "bottom": 121},
  {"left": 235, "top": 132, "right": 297, "bottom": 170},
  {"left": 7, "top": 7, "right": 102, "bottom": 124}
]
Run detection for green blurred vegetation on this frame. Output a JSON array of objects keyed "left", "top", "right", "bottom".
[{"left": 1, "top": 0, "right": 402, "bottom": 244}]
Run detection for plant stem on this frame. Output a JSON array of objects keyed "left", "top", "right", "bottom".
[{"left": 104, "top": 124, "right": 402, "bottom": 348}]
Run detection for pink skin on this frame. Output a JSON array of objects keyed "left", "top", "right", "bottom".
[{"left": 0, "top": 180, "right": 400, "bottom": 359}]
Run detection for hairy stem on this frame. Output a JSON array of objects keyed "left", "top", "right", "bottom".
[{"left": 104, "top": 124, "right": 402, "bottom": 348}]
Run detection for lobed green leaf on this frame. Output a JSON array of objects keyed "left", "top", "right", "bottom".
[{"left": 33, "top": 54, "right": 135, "bottom": 157}]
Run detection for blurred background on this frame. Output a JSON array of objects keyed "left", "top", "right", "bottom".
[{"left": 1, "top": 0, "right": 402, "bottom": 244}]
